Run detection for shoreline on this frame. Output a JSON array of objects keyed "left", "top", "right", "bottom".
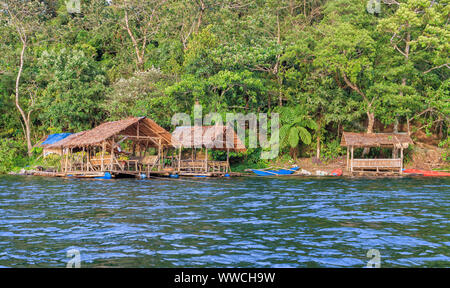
[{"left": 5, "top": 168, "right": 449, "bottom": 179}]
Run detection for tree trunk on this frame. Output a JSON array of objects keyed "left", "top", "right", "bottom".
[
  {"left": 407, "top": 117, "right": 411, "bottom": 135},
  {"left": 393, "top": 117, "right": 399, "bottom": 133},
  {"left": 15, "top": 39, "right": 33, "bottom": 156},
  {"left": 291, "top": 147, "right": 297, "bottom": 161},
  {"left": 304, "top": 0, "right": 306, "bottom": 16},
  {"left": 276, "top": 13, "right": 282, "bottom": 107},
  {"left": 23, "top": 121, "right": 32, "bottom": 157},
  {"left": 366, "top": 111, "right": 374, "bottom": 134},
  {"left": 363, "top": 111, "right": 375, "bottom": 156},
  {"left": 395, "top": 30, "right": 410, "bottom": 134},
  {"left": 196, "top": 0, "right": 205, "bottom": 32}
]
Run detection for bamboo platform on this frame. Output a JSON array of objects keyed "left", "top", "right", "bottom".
[
  {"left": 32, "top": 171, "right": 67, "bottom": 177},
  {"left": 349, "top": 171, "right": 402, "bottom": 177},
  {"left": 30, "top": 169, "right": 242, "bottom": 179}
]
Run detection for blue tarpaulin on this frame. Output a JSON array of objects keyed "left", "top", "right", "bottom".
[{"left": 41, "top": 133, "right": 72, "bottom": 146}]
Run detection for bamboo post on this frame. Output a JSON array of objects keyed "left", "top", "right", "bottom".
[
  {"left": 162, "top": 147, "right": 166, "bottom": 169},
  {"left": 350, "top": 146, "right": 354, "bottom": 172},
  {"left": 81, "top": 147, "right": 84, "bottom": 171},
  {"left": 87, "top": 147, "right": 90, "bottom": 171},
  {"left": 144, "top": 141, "right": 149, "bottom": 157},
  {"left": 346, "top": 146, "right": 349, "bottom": 171},
  {"left": 178, "top": 148, "right": 181, "bottom": 172},
  {"left": 226, "top": 148, "right": 230, "bottom": 173},
  {"left": 69, "top": 148, "right": 73, "bottom": 171},
  {"left": 205, "top": 148, "right": 208, "bottom": 173},
  {"left": 158, "top": 138, "right": 162, "bottom": 171},
  {"left": 192, "top": 149, "right": 195, "bottom": 172},
  {"left": 64, "top": 149, "right": 69, "bottom": 172},
  {"left": 400, "top": 147, "right": 403, "bottom": 174},
  {"left": 110, "top": 140, "right": 114, "bottom": 171},
  {"left": 60, "top": 149, "right": 65, "bottom": 172},
  {"left": 101, "top": 141, "right": 105, "bottom": 171}
]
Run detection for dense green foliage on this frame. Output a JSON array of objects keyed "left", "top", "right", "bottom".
[
  {"left": 0, "top": 138, "right": 27, "bottom": 173},
  {"left": 0, "top": 0, "right": 448, "bottom": 171}
]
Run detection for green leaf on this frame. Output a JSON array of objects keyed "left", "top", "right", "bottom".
[
  {"left": 288, "top": 127, "right": 300, "bottom": 148},
  {"left": 298, "top": 127, "right": 312, "bottom": 145}
]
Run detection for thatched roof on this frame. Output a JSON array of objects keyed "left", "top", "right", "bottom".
[
  {"left": 172, "top": 125, "right": 246, "bottom": 152},
  {"left": 341, "top": 132, "right": 413, "bottom": 148},
  {"left": 47, "top": 117, "right": 173, "bottom": 148}
]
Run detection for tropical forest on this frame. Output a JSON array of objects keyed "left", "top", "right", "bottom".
[{"left": 0, "top": 0, "right": 448, "bottom": 173}]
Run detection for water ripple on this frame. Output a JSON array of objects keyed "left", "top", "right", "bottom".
[{"left": 0, "top": 175, "right": 448, "bottom": 267}]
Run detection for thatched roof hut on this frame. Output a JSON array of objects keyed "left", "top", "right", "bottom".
[
  {"left": 172, "top": 125, "right": 246, "bottom": 152},
  {"left": 37, "top": 133, "right": 73, "bottom": 156},
  {"left": 46, "top": 131, "right": 87, "bottom": 149},
  {"left": 340, "top": 132, "right": 413, "bottom": 148},
  {"left": 47, "top": 117, "right": 173, "bottom": 149},
  {"left": 39, "top": 133, "right": 72, "bottom": 147}
]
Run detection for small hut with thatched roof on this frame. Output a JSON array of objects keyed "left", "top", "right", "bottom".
[
  {"left": 47, "top": 117, "right": 175, "bottom": 177},
  {"left": 172, "top": 125, "right": 246, "bottom": 176},
  {"left": 341, "top": 132, "right": 413, "bottom": 174},
  {"left": 36, "top": 133, "right": 73, "bottom": 156}
]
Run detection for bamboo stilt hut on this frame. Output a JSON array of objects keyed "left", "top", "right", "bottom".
[
  {"left": 46, "top": 117, "right": 175, "bottom": 177},
  {"left": 172, "top": 125, "right": 246, "bottom": 176},
  {"left": 341, "top": 132, "right": 413, "bottom": 175}
]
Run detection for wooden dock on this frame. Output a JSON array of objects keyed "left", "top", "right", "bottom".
[{"left": 30, "top": 169, "right": 242, "bottom": 179}]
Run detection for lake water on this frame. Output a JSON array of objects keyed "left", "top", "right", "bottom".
[{"left": 0, "top": 175, "right": 448, "bottom": 267}]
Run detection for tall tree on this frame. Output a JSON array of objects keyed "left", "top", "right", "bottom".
[
  {"left": 378, "top": 0, "right": 449, "bottom": 132},
  {"left": 37, "top": 49, "right": 107, "bottom": 131},
  {"left": 1, "top": 0, "right": 47, "bottom": 156},
  {"left": 114, "top": 0, "right": 168, "bottom": 71},
  {"left": 315, "top": 21, "right": 377, "bottom": 133}
]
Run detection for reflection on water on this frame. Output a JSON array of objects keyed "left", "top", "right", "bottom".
[{"left": 0, "top": 175, "right": 448, "bottom": 267}]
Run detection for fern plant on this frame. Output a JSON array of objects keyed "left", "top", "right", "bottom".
[{"left": 276, "top": 105, "right": 318, "bottom": 159}]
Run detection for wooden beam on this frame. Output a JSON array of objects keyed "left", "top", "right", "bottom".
[{"left": 113, "top": 136, "right": 129, "bottom": 148}]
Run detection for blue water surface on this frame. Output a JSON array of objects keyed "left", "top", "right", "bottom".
[{"left": 0, "top": 175, "right": 448, "bottom": 267}]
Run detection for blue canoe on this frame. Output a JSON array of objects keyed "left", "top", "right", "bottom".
[{"left": 251, "top": 166, "right": 300, "bottom": 176}]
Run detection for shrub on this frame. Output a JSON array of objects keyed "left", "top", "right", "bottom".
[
  {"left": 321, "top": 139, "right": 344, "bottom": 161},
  {"left": 439, "top": 137, "right": 450, "bottom": 163},
  {"left": 0, "top": 138, "right": 27, "bottom": 174}
]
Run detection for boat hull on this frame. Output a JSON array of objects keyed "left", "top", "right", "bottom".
[
  {"left": 251, "top": 167, "right": 300, "bottom": 176},
  {"left": 403, "top": 169, "right": 450, "bottom": 177}
]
